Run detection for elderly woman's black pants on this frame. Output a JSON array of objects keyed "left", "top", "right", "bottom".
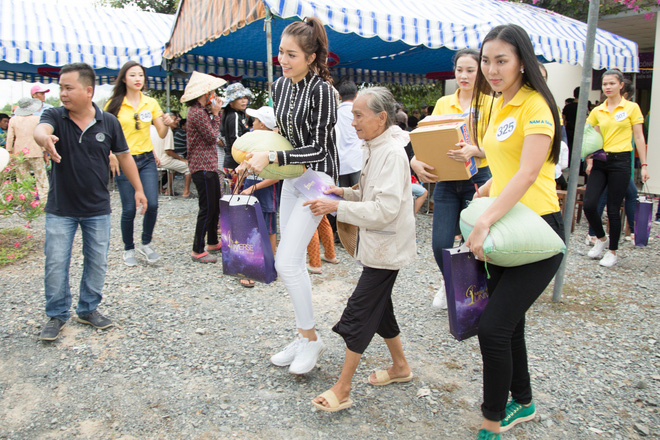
[{"left": 332, "top": 266, "right": 400, "bottom": 354}]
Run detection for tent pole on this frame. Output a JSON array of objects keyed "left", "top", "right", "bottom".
[
  {"left": 552, "top": 0, "right": 599, "bottom": 302},
  {"left": 266, "top": 7, "right": 274, "bottom": 105},
  {"left": 166, "top": 60, "right": 172, "bottom": 112}
]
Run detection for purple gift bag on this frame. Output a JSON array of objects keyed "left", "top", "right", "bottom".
[
  {"left": 634, "top": 196, "right": 653, "bottom": 247},
  {"left": 219, "top": 194, "right": 277, "bottom": 284},
  {"left": 442, "top": 245, "right": 489, "bottom": 341}
]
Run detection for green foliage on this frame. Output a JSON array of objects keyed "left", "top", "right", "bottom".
[
  {"left": 96, "top": 0, "right": 179, "bottom": 14},
  {"left": 150, "top": 89, "right": 187, "bottom": 117},
  {"left": 374, "top": 82, "right": 445, "bottom": 112},
  {"left": 45, "top": 96, "right": 60, "bottom": 107},
  {"left": 249, "top": 89, "right": 270, "bottom": 109},
  {"left": 1, "top": 103, "right": 11, "bottom": 113},
  {"left": 0, "top": 227, "right": 38, "bottom": 266},
  {"left": 0, "top": 152, "right": 45, "bottom": 223}
]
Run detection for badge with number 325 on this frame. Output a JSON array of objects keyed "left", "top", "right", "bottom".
[{"left": 496, "top": 117, "right": 517, "bottom": 141}]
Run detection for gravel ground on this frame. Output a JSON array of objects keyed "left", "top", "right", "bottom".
[{"left": 1, "top": 178, "right": 659, "bottom": 440}]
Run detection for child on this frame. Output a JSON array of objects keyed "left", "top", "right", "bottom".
[{"left": 239, "top": 106, "right": 281, "bottom": 286}]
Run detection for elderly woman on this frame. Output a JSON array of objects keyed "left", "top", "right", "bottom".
[{"left": 303, "top": 87, "right": 416, "bottom": 412}]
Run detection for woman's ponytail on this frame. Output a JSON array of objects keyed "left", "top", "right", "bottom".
[{"left": 282, "top": 17, "right": 333, "bottom": 84}]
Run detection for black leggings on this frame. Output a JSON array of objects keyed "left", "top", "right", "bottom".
[
  {"left": 478, "top": 212, "right": 564, "bottom": 422},
  {"left": 191, "top": 170, "right": 220, "bottom": 254},
  {"left": 583, "top": 152, "right": 632, "bottom": 251},
  {"left": 332, "top": 267, "right": 400, "bottom": 354}
]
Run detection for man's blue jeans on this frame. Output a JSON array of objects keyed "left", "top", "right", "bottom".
[
  {"left": 432, "top": 167, "right": 492, "bottom": 277},
  {"left": 115, "top": 152, "right": 159, "bottom": 250},
  {"left": 44, "top": 213, "right": 111, "bottom": 321}
]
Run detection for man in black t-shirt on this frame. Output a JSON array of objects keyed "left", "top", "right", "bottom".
[{"left": 34, "top": 63, "right": 147, "bottom": 342}]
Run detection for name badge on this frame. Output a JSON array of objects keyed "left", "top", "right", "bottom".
[
  {"left": 614, "top": 111, "right": 627, "bottom": 122},
  {"left": 496, "top": 117, "right": 517, "bottom": 141},
  {"left": 139, "top": 110, "right": 153, "bottom": 123}
]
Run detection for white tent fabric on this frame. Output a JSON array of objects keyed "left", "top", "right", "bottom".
[
  {"left": 269, "top": 0, "right": 639, "bottom": 72},
  {"left": 0, "top": 0, "right": 184, "bottom": 89},
  {"left": 0, "top": 0, "right": 173, "bottom": 69},
  {"left": 165, "top": 0, "right": 639, "bottom": 76}
]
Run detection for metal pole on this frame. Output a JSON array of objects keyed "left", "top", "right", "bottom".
[
  {"left": 552, "top": 0, "right": 600, "bottom": 302},
  {"left": 265, "top": 8, "right": 274, "bottom": 106},
  {"left": 166, "top": 60, "right": 172, "bottom": 112}
]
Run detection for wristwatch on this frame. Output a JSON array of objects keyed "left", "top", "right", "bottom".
[{"left": 268, "top": 151, "right": 277, "bottom": 164}]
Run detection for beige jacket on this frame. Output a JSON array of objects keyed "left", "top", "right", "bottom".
[
  {"left": 6, "top": 115, "right": 42, "bottom": 157},
  {"left": 337, "top": 125, "right": 416, "bottom": 270}
]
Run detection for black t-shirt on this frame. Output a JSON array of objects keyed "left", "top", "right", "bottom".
[
  {"left": 40, "top": 104, "right": 129, "bottom": 217},
  {"left": 222, "top": 107, "right": 249, "bottom": 169},
  {"left": 562, "top": 101, "right": 578, "bottom": 132}
]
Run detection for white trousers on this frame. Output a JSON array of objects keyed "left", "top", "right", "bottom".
[{"left": 275, "top": 172, "right": 332, "bottom": 330}]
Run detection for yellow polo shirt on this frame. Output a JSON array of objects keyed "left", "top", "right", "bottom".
[
  {"left": 432, "top": 90, "right": 492, "bottom": 168},
  {"left": 105, "top": 93, "right": 163, "bottom": 155},
  {"left": 483, "top": 86, "right": 559, "bottom": 216},
  {"left": 586, "top": 98, "right": 643, "bottom": 153}
]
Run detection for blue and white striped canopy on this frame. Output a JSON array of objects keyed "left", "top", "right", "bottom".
[
  {"left": 165, "top": 0, "right": 639, "bottom": 78},
  {"left": 1, "top": 0, "right": 173, "bottom": 68},
  {"left": 0, "top": 0, "right": 180, "bottom": 88}
]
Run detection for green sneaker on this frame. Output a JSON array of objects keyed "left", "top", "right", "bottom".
[
  {"left": 476, "top": 429, "right": 501, "bottom": 440},
  {"left": 500, "top": 400, "right": 536, "bottom": 432}
]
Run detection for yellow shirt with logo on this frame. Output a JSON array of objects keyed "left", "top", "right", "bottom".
[
  {"left": 483, "top": 86, "right": 559, "bottom": 216},
  {"left": 432, "top": 90, "right": 492, "bottom": 168},
  {"left": 586, "top": 98, "right": 643, "bottom": 153},
  {"left": 105, "top": 93, "right": 163, "bottom": 155}
]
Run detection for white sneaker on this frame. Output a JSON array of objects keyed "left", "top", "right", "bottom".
[
  {"left": 587, "top": 237, "right": 609, "bottom": 259},
  {"left": 137, "top": 243, "right": 160, "bottom": 263},
  {"left": 270, "top": 334, "right": 303, "bottom": 367},
  {"left": 585, "top": 234, "right": 596, "bottom": 246},
  {"left": 288, "top": 334, "right": 326, "bottom": 375},
  {"left": 599, "top": 251, "right": 618, "bottom": 267},
  {"left": 432, "top": 285, "right": 447, "bottom": 309},
  {"left": 123, "top": 249, "right": 137, "bottom": 266}
]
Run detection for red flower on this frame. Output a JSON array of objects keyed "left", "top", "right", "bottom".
[{"left": 13, "top": 242, "right": 20, "bottom": 248}]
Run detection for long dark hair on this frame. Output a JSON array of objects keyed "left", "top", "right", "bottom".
[
  {"left": 106, "top": 61, "right": 146, "bottom": 116},
  {"left": 453, "top": 48, "right": 480, "bottom": 68},
  {"left": 282, "top": 17, "right": 332, "bottom": 84},
  {"left": 472, "top": 24, "right": 561, "bottom": 164}
]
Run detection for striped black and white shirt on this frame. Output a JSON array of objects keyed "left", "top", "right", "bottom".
[{"left": 272, "top": 71, "right": 338, "bottom": 182}]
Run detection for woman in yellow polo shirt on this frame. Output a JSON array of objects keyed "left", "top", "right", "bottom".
[
  {"left": 463, "top": 25, "right": 563, "bottom": 440},
  {"left": 410, "top": 48, "right": 492, "bottom": 309},
  {"left": 583, "top": 69, "right": 650, "bottom": 267},
  {"left": 106, "top": 61, "right": 173, "bottom": 266}
]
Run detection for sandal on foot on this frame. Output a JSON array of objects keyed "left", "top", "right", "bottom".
[
  {"left": 311, "top": 390, "right": 353, "bottom": 413},
  {"left": 307, "top": 265, "right": 322, "bottom": 275},
  {"left": 206, "top": 244, "right": 222, "bottom": 254},
  {"left": 240, "top": 279, "right": 255, "bottom": 288},
  {"left": 368, "top": 370, "right": 414, "bottom": 386},
  {"left": 321, "top": 256, "right": 340, "bottom": 264},
  {"left": 191, "top": 252, "right": 217, "bottom": 263}
]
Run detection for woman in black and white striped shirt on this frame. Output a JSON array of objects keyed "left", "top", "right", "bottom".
[{"left": 241, "top": 17, "right": 338, "bottom": 375}]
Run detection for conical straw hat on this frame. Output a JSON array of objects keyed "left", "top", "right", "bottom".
[
  {"left": 180, "top": 71, "right": 227, "bottom": 103},
  {"left": 336, "top": 220, "right": 358, "bottom": 258}
]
